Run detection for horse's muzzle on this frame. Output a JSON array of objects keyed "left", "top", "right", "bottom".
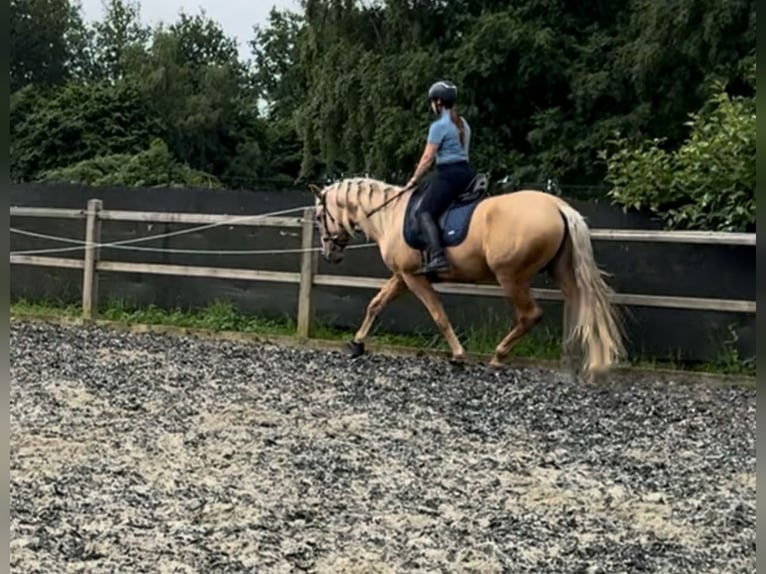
[{"left": 324, "top": 250, "right": 344, "bottom": 263}]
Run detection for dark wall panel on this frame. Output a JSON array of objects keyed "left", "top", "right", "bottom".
[{"left": 10, "top": 183, "right": 755, "bottom": 363}]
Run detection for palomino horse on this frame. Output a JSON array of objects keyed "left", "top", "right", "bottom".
[{"left": 310, "top": 176, "right": 626, "bottom": 381}]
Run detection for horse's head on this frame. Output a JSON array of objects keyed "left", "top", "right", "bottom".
[{"left": 310, "top": 183, "right": 351, "bottom": 263}]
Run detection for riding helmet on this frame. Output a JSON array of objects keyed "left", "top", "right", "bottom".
[{"left": 428, "top": 80, "right": 457, "bottom": 105}]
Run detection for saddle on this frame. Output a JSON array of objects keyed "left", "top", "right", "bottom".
[
  {"left": 403, "top": 172, "right": 491, "bottom": 253},
  {"left": 451, "top": 172, "right": 490, "bottom": 205}
]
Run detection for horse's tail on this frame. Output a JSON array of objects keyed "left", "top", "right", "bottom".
[{"left": 556, "top": 201, "right": 626, "bottom": 380}]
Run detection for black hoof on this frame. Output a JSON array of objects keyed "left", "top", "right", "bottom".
[{"left": 347, "top": 340, "right": 365, "bottom": 358}]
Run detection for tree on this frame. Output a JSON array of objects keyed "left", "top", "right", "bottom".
[
  {"left": 250, "top": 0, "right": 755, "bottom": 186},
  {"left": 10, "top": 0, "right": 93, "bottom": 90},
  {"left": 121, "top": 12, "right": 271, "bottom": 185},
  {"left": 10, "top": 81, "right": 161, "bottom": 182},
  {"left": 9, "top": 0, "right": 757, "bottom": 219},
  {"left": 249, "top": 7, "right": 305, "bottom": 119},
  {"left": 89, "top": 0, "right": 150, "bottom": 81}
]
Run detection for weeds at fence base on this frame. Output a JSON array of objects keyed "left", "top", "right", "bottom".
[{"left": 10, "top": 297, "right": 755, "bottom": 379}]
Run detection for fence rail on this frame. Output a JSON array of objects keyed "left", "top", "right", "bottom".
[
  {"left": 9, "top": 200, "right": 757, "bottom": 341},
  {"left": 10, "top": 205, "right": 756, "bottom": 244}
]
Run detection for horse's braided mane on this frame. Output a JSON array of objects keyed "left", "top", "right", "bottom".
[{"left": 329, "top": 177, "right": 404, "bottom": 237}]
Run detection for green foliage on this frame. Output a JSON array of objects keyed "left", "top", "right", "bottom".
[
  {"left": 252, "top": 0, "right": 755, "bottom": 187},
  {"left": 602, "top": 68, "right": 755, "bottom": 231},
  {"left": 8, "top": 0, "right": 758, "bottom": 230},
  {"left": 89, "top": 0, "right": 150, "bottom": 81},
  {"left": 38, "top": 139, "right": 223, "bottom": 188},
  {"left": 116, "top": 12, "right": 281, "bottom": 186},
  {"left": 10, "top": 80, "right": 161, "bottom": 182},
  {"left": 10, "top": 0, "right": 92, "bottom": 90},
  {"left": 249, "top": 7, "right": 304, "bottom": 119}
]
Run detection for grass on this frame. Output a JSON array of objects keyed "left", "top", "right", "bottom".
[{"left": 9, "top": 297, "right": 755, "bottom": 378}]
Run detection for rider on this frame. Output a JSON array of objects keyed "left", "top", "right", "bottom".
[{"left": 406, "top": 80, "right": 475, "bottom": 275}]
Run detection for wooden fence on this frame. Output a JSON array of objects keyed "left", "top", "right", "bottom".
[{"left": 9, "top": 199, "right": 757, "bottom": 342}]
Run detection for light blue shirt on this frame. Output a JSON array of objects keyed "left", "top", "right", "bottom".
[{"left": 427, "top": 108, "right": 471, "bottom": 165}]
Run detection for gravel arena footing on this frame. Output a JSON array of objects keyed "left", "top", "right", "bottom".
[{"left": 10, "top": 320, "right": 756, "bottom": 573}]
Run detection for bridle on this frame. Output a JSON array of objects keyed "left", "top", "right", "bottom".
[{"left": 316, "top": 192, "right": 349, "bottom": 250}]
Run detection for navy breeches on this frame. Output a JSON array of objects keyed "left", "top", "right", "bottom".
[{"left": 418, "top": 161, "right": 476, "bottom": 218}]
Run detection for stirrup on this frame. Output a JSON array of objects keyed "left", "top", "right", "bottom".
[{"left": 416, "top": 253, "right": 450, "bottom": 274}]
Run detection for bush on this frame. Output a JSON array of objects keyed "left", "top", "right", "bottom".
[
  {"left": 601, "top": 67, "right": 755, "bottom": 232},
  {"left": 38, "top": 138, "right": 223, "bottom": 188}
]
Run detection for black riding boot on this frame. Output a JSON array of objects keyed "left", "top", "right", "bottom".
[{"left": 416, "top": 211, "right": 450, "bottom": 274}]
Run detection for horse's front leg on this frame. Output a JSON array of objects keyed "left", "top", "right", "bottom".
[
  {"left": 401, "top": 273, "right": 466, "bottom": 364},
  {"left": 348, "top": 274, "right": 407, "bottom": 357}
]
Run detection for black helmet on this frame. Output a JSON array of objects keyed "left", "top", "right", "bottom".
[{"left": 428, "top": 80, "right": 457, "bottom": 105}]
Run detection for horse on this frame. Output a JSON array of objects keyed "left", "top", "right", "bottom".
[{"left": 310, "top": 175, "right": 626, "bottom": 381}]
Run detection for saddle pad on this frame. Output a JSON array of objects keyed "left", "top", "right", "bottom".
[{"left": 403, "top": 191, "right": 484, "bottom": 251}]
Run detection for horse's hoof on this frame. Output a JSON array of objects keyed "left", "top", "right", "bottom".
[
  {"left": 488, "top": 358, "right": 504, "bottom": 370},
  {"left": 449, "top": 354, "right": 466, "bottom": 367},
  {"left": 347, "top": 340, "right": 365, "bottom": 358}
]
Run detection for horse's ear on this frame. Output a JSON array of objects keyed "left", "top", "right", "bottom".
[{"left": 308, "top": 183, "right": 323, "bottom": 199}]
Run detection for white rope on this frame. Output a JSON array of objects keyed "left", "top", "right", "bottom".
[
  {"left": 96, "top": 205, "right": 312, "bottom": 245},
  {"left": 10, "top": 214, "right": 379, "bottom": 256},
  {"left": 9, "top": 205, "right": 317, "bottom": 256}
]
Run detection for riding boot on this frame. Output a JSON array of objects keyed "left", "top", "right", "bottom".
[{"left": 416, "top": 211, "right": 450, "bottom": 274}]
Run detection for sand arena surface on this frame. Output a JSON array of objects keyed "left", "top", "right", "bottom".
[{"left": 10, "top": 320, "right": 755, "bottom": 573}]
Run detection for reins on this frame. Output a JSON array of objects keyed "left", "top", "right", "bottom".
[{"left": 363, "top": 183, "right": 414, "bottom": 219}]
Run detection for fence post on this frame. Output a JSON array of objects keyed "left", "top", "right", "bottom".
[
  {"left": 81, "top": 198, "right": 103, "bottom": 320},
  {"left": 296, "top": 206, "right": 317, "bottom": 338}
]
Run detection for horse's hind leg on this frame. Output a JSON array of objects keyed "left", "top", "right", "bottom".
[{"left": 489, "top": 273, "right": 543, "bottom": 368}]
